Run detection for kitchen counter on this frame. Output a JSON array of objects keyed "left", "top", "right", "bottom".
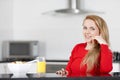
[
  {"left": 0, "top": 73, "right": 120, "bottom": 80},
  {"left": 0, "top": 60, "right": 120, "bottom": 80}
]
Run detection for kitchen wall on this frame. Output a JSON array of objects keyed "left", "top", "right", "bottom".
[
  {"left": 0, "top": 0, "right": 120, "bottom": 60},
  {"left": 0, "top": 0, "right": 13, "bottom": 60}
]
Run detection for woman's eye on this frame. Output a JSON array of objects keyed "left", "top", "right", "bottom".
[
  {"left": 83, "top": 26, "right": 95, "bottom": 31},
  {"left": 90, "top": 27, "right": 95, "bottom": 30},
  {"left": 83, "top": 26, "right": 87, "bottom": 30}
]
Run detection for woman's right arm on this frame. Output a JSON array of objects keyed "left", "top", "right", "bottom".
[
  {"left": 56, "top": 44, "right": 79, "bottom": 76},
  {"left": 56, "top": 54, "right": 73, "bottom": 76}
]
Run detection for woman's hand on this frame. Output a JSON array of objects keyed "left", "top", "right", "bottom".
[
  {"left": 56, "top": 68, "right": 68, "bottom": 76},
  {"left": 92, "top": 36, "right": 107, "bottom": 45}
]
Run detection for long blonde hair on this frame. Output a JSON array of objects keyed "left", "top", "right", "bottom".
[{"left": 81, "top": 15, "right": 110, "bottom": 72}]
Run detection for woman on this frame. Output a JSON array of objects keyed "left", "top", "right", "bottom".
[{"left": 56, "top": 15, "right": 113, "bottom": 77}]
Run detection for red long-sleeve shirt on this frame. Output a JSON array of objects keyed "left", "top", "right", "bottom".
[{"left": 66, "top": 43, "right": 113, "bottom": 77}]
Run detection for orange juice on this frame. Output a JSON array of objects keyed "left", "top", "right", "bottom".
[{"left": 37, "top": 61, "right": 46, "bottom": 73}]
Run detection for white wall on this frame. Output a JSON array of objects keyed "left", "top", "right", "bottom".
[
  {"left": 0, "top": 0, "right": 13, "bottom": 60},
  {"left": 0, "top": 0, "right": 120, "bottom": 60}
]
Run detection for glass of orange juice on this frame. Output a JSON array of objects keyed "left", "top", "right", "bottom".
[{"left": 36, "top": 57, "right": 46, "bottom": 73}]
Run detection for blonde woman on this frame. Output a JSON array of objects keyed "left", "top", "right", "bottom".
[{"left": 56, "top": 15, "right": 113, "bottom": 77}]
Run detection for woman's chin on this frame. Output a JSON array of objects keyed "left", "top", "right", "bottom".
[{"left": 85, "top": 40, "right": 92, "bottom": 43}]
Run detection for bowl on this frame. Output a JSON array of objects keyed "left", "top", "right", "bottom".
[{"left": 7, "top": 62, "right": 32, "bottom": 78}]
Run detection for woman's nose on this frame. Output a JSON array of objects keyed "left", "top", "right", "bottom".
[{"left": 85, "top": 29, "right": 90, "bottom": 33}]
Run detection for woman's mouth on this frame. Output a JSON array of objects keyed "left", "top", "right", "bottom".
[{"left": 84, "top": 35, "right": 93, "bottom": 42}]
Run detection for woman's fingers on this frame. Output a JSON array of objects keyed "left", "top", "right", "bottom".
[
  {"left": 61, "top": 68, "right": 66, "bottom": 76},
  {"left": 93, "top": 36, "right": 107, "bottom": 45},
  {"left": 56, "top": 70, "right": 62, "bottom": 74},
  {"left": 56, "top": 68, "right": 68, "bottom": 76}
]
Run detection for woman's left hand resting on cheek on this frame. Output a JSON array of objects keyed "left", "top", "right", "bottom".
[
  {"left": 93, "top": 36, "right": 107, "bottom": 45},
  {"left": 56, "top": 68, "right": 68, "bottom": 76}
]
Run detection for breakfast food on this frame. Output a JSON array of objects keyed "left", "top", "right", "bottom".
[{"left": 12, "top": 61, "right": 26, "bottom": 64}]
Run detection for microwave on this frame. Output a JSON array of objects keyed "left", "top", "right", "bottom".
[{"left": 2, "top": 40, "right": 39, "bottom": 61}]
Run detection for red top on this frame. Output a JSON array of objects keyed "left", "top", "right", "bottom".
[{"left": 66, "top": 43, "right": 113, "bottom": 77}]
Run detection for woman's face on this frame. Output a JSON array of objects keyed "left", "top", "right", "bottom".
[{"left": 83, "top": 19, "right": 100, "bottom": 43}]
